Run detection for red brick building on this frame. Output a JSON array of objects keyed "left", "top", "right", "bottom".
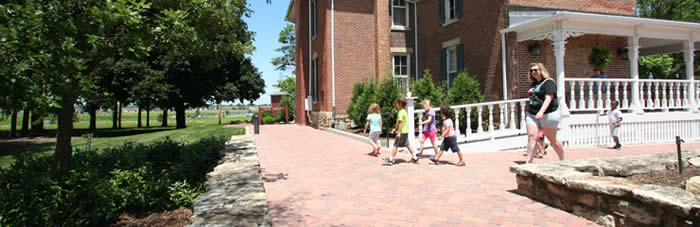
[{"left": 286, "top": 0, "right": 636, "bottom": 128}]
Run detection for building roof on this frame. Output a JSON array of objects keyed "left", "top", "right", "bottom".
[
  {"left": 270, "top": 91, "right": 289, "bottom": 96},
  {"left": 285, "top": 0, "right": 296, "bottom": 23},
  {"left": 501, "top": 11, "right": 700, "bottom": 56}
]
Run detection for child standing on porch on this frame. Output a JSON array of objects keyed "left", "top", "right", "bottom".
[
  {"left": 601, "top": 100, "right": 623, "bottom": 150},
  {"left": 363, "top": 103, "right": 383, "bottom": 156},
  {"left": 417, "top": 99, "right": 439, "bottom": 157},
  {"left": 430, "top": 106, "right": 465, "bottom": 166},
  {"left": 384, "top": 98, "right": 419, "bottom": 165}
]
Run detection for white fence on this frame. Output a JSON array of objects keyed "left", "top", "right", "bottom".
[
  {"left": 413, "top": 98, "right": 528, "bottom": 143},
  {"left": 565, "top": 78, "right": 697, "bottom": 112},
  {"left": 406, "top": 78, "right": 700, "bottom": 150}
]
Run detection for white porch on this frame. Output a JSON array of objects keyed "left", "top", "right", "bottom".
[{"left": 404, "top": 11, "right": 700, "bottom": 151}]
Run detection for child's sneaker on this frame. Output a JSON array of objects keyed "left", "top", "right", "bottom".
[
  {"left": 614, "top": 144, "right": 622, "bottom": 150},
  {"left": 430, "top": 159, "right": 439, "bottom": 165},
  {"left": 383, "top": 158, "right": 394, "bottom": 165},
  {"left": 409, "top": 158, "right": 419, "bottom": 164}
]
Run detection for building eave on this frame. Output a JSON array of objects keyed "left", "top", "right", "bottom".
[{"left": 285, "top": 0, "right": 296, "bottom": 23}]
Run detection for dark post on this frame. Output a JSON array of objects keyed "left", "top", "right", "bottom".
[{"left": 676, "top": 136, "right": 685, "bottom": 175}]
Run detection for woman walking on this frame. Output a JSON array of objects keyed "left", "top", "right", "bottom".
[{"left": 525, "top": 63, "right": 565, "bottom": 163}]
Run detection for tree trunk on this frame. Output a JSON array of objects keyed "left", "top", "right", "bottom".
[
  {"left": 31, "top": 110, "right": 43, "bottom": 135},
  {"left": 21, "top": 109, "right": 29, "bottom": 136},
  {"left": 161, "top": 109, "right": 168, "bottom": 127},
  {"left": 118, "top": 102, "right": 122, "bottom": 129},
  {"left": 55, "top": 99, "right": 74, "bottom": 171},
  {"left": 112, "top": 101, "right": 118, "bottom": 129},
  {"left": 146, "top": 109, "right": 150, "bottom": 128},
  {"left": 137, "top": 107, "right": 142, "bottom": 128},
  {"left": 10, "top": 109, "right": 17, "bottom": 137},
  {"left": 218, "top": 102, "right": 222, "bottom": 125},
  {"left": 175, "top": 102, "right": 186, "bottom": 129},
  {"left": 89, "top": 108, "right": 97, "bottom": 130}
]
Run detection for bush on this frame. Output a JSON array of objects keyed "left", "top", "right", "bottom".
[
  {"left": 411, "top": 69, "right": 448, "bottom": 129},
  {"left": 0, "top": 135, "right": 230, "bottom": 226},
  {"left": 347, "top": 80, "right": 377, "bottom": 127},
  {"left": 347, "top": 77, "right": 403, "bottom": 131},
  {"left": 260, "top": 111, "right": 281, "bottom": 124},
  {"left": 447, "top": 71, "right": 484, "bottom": 134}
]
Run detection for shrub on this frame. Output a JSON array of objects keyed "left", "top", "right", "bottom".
[
  {"left": 347, "top": 77, "right": 404, "bottom": 131},
  {"left": 260, "top": 111, "right": 280, "bottom": 124},
  {"left": 0, "top": 135, "right": 230, "bottom": 226},
  {"left": 447, "top": 71, "right": 484, "bottom": 134},
  {"left": 347, "top": 80, "right": 377, "bottom": 127},
  {"left": 410, "top": 69, "right": 448, "bottom": 129}
]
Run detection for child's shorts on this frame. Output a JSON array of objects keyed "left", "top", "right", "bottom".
[
  {"left": 394, "top": 133, "right": 409, "bottom": 147},
  {"left": 421, "top": 130, "right": 437, "bottom": 143},
  {"left": 610, "top": 125, "right": 621, "bottom": 137},
  {"left": 368, "top": 131, "right": 381, "bottom": 143},
  {"left": 440, "top": 136, "right": 460, "bottom": 152}
]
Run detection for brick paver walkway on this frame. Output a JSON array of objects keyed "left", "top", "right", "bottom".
[{"left": 255, "top": 124, "right": 700, "bottom": 226}]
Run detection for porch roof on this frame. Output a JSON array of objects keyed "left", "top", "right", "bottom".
[
  {"left": 500, "top": 11, "right": 700, "bottom": 56},
  {"left": 285, "top": 0, "right": 296, "bottom": 23}
]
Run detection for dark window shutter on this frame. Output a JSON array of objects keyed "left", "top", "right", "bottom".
[
  {"left": 457, "top": 44, "right": 464, "bottom": 73},
  {"left": 456, "top": 0, "right": 462, "bottom": 18},
  {"left": 438, "top": 0, "right": 445, "bottom": 24},
  {"left": 440, "top": 48, "right": 447, "bottom": 84}
]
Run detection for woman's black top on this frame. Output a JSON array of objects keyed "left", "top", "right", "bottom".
[{"left": 528, "top": 78, "right": 558, "bottom": 115}]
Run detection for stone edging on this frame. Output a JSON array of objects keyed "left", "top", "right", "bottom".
[
  {"left": 510, "top": 150, "right": 700, "bottom": 226},
  {"left": 187, "top": 134, "right": 271, "bottom": 227}
]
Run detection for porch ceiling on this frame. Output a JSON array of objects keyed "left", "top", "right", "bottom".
[{"left": 501, "top": 11, "right": 700, "bottom": 56}]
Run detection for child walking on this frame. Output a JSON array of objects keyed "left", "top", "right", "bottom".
[
  {"left": 417, "top": 100, "right": 439, "bottom": 157},
  {"left": 384, "top": 98, "right": 419, "bottom": 165},
  {"left": 601, "top": 100, "right": 623, "bottom": 149},
  {"left": 431, "top": 106, "right": 465, "bottom": 166},
  {"left": 363, "top": 103, "right": 383, "bottom": 156}
]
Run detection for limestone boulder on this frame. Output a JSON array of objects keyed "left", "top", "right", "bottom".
[{"left": 686, "top": 176, "right": 700, "bottom": 195}]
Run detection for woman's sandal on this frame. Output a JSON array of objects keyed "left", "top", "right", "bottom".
[
  {"left": 534, "top": 151, "right": 544, "bottom": 159},
  {"left": 456, "top": 162, "right": 466, "bottom": 166}
]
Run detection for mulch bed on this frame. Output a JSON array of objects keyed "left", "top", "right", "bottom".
[
  {"left": 111, "top": 208, "right": 192, "bottom": 227},
  {"left": 626, "top": 166, "right": 700, "bottom": 189}
]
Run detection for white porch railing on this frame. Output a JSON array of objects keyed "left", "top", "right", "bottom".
[
  {"left": 413, "top": 98, "right": 528, "bottom": 143},
  {"left": 565, "top": 78, "right": 698, "bottom": 112}
]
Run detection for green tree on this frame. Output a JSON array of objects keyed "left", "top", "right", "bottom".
[
  {"left": 638, "top": 0, "right": 700, "bottom": 78},
  {"left": 447, "top": 71, "right": 484, "bottom": 133},
  {"left": 271, "top": 24, "right": 296, "bottom": 72},
  {"left": 639, "top": 54, "right": 676, "bottom": 79},
  {"left": 274, "top": 76, "right": 296, "bottom": 121},
  {"left": 410, "top": 69, "right": 447, "bottom": 109}
]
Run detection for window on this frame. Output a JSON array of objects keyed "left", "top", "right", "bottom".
[
  {"left": 440, "top": 43, "right": 463, "bottom": 89},
  {"left": 393, "top": 54, "right": 409, "bottom": 78},
  {"left": 393, "top": 54, "right": 410, "bottom": 93},
  {"left": 311, "top": 58, "right": 318, "bottom": 102},
  {"left": 446, "top": 0, "right": 455, "bottom": 21},
  {"left": 311, "top": 0, "right": 318, "bottom": 37},
  {"left": 446, "top": 47, "right": 457, "bottom": 88},
  {"left": 392, "top": 0, "right": 408, "bottom": 28},
  {"left": 439, "top": 0, "right": 461, "bottom": 25}
]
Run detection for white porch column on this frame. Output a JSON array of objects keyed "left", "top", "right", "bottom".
[
  {"left": 552, "top": 24, "right": 569, "bottom": 117},
  {"left": 685, "top": 37, "right": 697, "bottom": 113},
  {"left": 628, "top": 31, "right": 644, "bottom": 114},
  {"left": 552, "top": 21, "right": 570, "bottom": 145},
  {"left": 406, "top": 96, "right": 417, "bottom": 147}
]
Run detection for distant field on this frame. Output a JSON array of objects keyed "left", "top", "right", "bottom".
[{"left": 0, "top": 109, "right": 253, "bottom": 168}]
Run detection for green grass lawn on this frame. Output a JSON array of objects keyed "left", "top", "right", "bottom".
[{"left": 0, "top": 111, "right": 251, "bottom": 168}]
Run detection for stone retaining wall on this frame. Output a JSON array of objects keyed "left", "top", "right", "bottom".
[
  {"left": 188, "top": 134, "right": 270, "bottom": 227},
  {"left": 510, "top": 151, "right": 700, "bottom": 227}
]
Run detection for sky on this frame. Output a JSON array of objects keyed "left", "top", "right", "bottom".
[{"left": 244, "top": 0, "right": 294, "bottom": 105}]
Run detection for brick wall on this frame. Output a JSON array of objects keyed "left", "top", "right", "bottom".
[
  {"left": 511, "top": 35, "right": 631, "bottom": 99},
  {"left": 333, "top": 0, "right": 377, "bottom": 115},
  {"left": 295, "top": 0, "right": 309, "bottom": 125},
  {"left": 418, "top": 0, "right": 509, "bottom": 102},
  {"left": 508, "top": 0, "right": 637, "bottom": 15}
]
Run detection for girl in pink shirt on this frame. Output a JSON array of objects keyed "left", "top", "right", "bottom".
[{"left": 431, "top": 106, "right": 465, "bottom": 166}]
